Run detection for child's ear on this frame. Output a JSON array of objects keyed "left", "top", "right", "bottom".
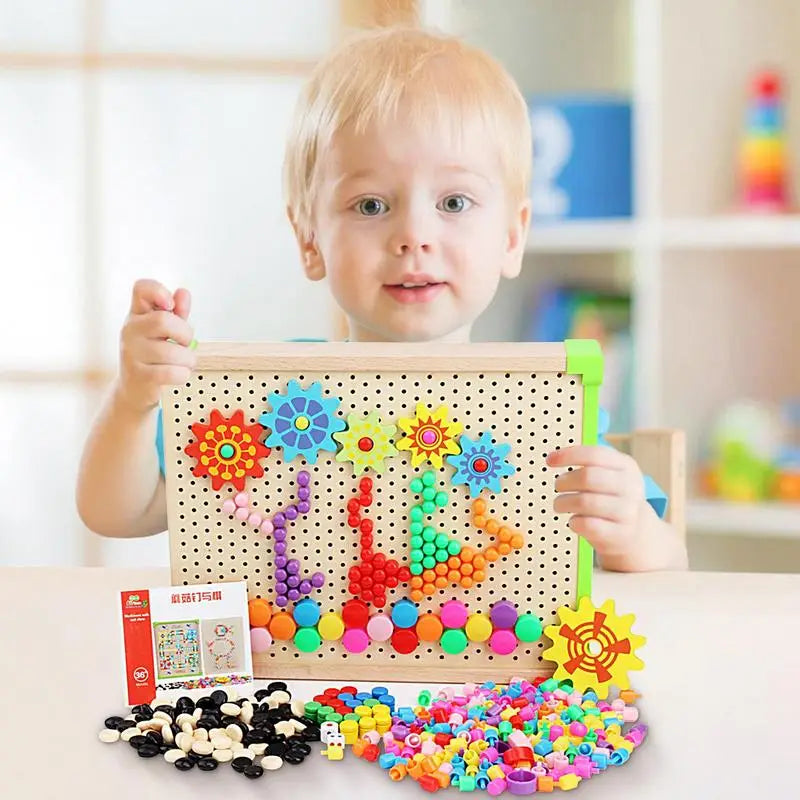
[
  {"left": 288, "top": 207, "right": 326, "bottom": 281},
  {"left": 501, "top": 199, "right": 531, "bottom": 279}
]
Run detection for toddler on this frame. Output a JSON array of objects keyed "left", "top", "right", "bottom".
[{"left": 77, "top": 26, "right": 688, "bottom": 573}]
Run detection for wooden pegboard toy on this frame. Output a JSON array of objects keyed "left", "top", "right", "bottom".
[{"left": 164, "top": 340, "right": 602, "bottom": 682}]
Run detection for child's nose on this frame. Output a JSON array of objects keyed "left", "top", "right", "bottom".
[{"left": 388, "top": 212, "right": 433, "bottom": 256}]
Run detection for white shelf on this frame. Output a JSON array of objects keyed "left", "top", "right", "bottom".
[
  {"left": 661, "top": 215, "right": 800, "bottom": 250},
  {"left": 525, "top": 216, "right": 800, "bottom": 254},
  {"left": 526, "top": 220, "right": 638, "bottom": 253},
  {"left": 688, "top": 499, "right": 800, "bottom": 538}
]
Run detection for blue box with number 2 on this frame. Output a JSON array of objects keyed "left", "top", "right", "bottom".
[{"left": 529, "top": 94, "right": 633, "bottom": 221}]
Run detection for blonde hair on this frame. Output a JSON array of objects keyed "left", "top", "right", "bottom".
[{"left": 284, "top": 26, "right": 532, "bottom": 238}]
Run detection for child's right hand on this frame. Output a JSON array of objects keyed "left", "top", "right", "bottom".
[{"left": 117, "top": 279, "right": 197, "bottom": 412}]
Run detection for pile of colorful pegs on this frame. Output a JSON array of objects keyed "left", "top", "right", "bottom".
[{"left": 347, "top": 678, "right": 646, "bottom": 793}]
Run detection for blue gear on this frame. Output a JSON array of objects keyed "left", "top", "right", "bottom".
[
  {"left": 259, "top": 379, "right": 345, "bottom": 464},
  {"left": 447, "top": 430, "right": 516, "bottom": 497}
]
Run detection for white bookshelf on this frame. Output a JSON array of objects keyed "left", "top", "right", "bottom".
[
  {"left": 688, "top": 500, "right": 800, "bottom": 539},
  {"left": 526, "top": 221, "right": 638, "bottom": 253},
  {"left": 661, "top": 216, "right": 800, "bottom": 249},
  {"left": 528, "top": 215, "right": 800, "bottom": 252},
  {"left": 426, "top": 0, "right": 800, "bottom": 546}
]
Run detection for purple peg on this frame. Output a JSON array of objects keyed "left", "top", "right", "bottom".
[
  {"left": 264, "top": 470, "right": 325, "bottom": 604},
  {"left": 311, "top": 572, "right": 325, "bottom": 588}
]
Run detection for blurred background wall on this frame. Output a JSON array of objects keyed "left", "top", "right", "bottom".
[{"left": 1, "top": 0, "right": 798, "bottom": 571}]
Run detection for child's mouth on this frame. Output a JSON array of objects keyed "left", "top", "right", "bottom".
[{"left": 384, "top": 281, "right": 446, "bottom": 304}]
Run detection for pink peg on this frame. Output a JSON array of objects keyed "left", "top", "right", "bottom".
[
  {"left": 487, "top": 778, "right": 506, "bottom": 796},
  {"left": 549, "top": 725, "right": 564, "bottom": 742},
  {"left": 506, "top": 731, "right": 528, "bottom": 748},
  {"left": 482, "top": 747, "right": 499, "bottom": 764},
  {"left": 222, "top": 499, "right": 236, "bottom": 515},
  {"left": 622, "top": 706, "right": 639, "bottom": 723},
  {"left": 569, "top": 722, "right": 588, "bottom": 738}
]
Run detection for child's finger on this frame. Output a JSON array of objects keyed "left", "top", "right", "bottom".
[
  {"left": 554, "top": 492, "right": 625, "bottom": 522},
  {"left": 130, "top": 279, "right": 175, "bottom": 315},
  {"left": 555, "top": 466, "right": 622, "bottom": 496},
  {"left": 567, "top": 515, "right": 617, "bottom": 551},
  {"left": 546, "top": 445, "right": 626, "bottom": 470},
  {"left": 142, "top": 340, "right": 198, "bottom": 369},
  {"left": 145, "top": 363, "right": 194, "bottom": 387},
  {"left": 127, "top": 310, "right": 194, "bottom": 346},
  {"left": 172, "top": 287, "right": 192, "bottom": 321}
]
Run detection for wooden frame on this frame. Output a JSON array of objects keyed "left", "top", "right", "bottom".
[{"left": 163, "top": 340, "right": 602, "bottom": 681}]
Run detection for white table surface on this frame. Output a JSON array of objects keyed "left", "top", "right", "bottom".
[{"left": 1, "top": 567, "right": 798, "bottom": 799}]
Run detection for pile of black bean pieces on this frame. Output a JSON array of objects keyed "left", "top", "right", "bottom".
[{"left": 98, "top": 682, "right": 320, "bottom": 779}]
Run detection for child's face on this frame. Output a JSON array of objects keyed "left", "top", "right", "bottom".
[{"left": 296, "top": 114, "right": 529, "bottom": 342}]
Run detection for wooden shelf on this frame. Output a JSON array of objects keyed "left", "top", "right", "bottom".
[{"left": 687, "top": 499, "right": 800, "bottom": 538}]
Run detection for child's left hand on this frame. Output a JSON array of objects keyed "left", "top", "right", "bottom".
[{"left": 546, "top": 445, "right": 648, "bottom": 559}]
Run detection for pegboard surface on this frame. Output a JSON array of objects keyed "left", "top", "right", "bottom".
[{"left": 164, "top": 342, "right": 599, "bottom": 681}]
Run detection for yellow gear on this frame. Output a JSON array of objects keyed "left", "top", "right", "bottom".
[{"left": 542, "top": 597, "right": 645, "bottom": 700}]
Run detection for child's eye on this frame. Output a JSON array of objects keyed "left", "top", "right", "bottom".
[
  {"left": 438, "top": 194, "right": 472, "bottom": 213},
  {"left": 356, "top": 197, "right": 388, "bottom": 216}
]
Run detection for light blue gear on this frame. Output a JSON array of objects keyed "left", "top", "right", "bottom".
[
  {"left": 446, "top": 430, "right": 516, "bottom": 497},
  {"left": 259, "top": 379, "right": 345, "bottom": 464}
]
